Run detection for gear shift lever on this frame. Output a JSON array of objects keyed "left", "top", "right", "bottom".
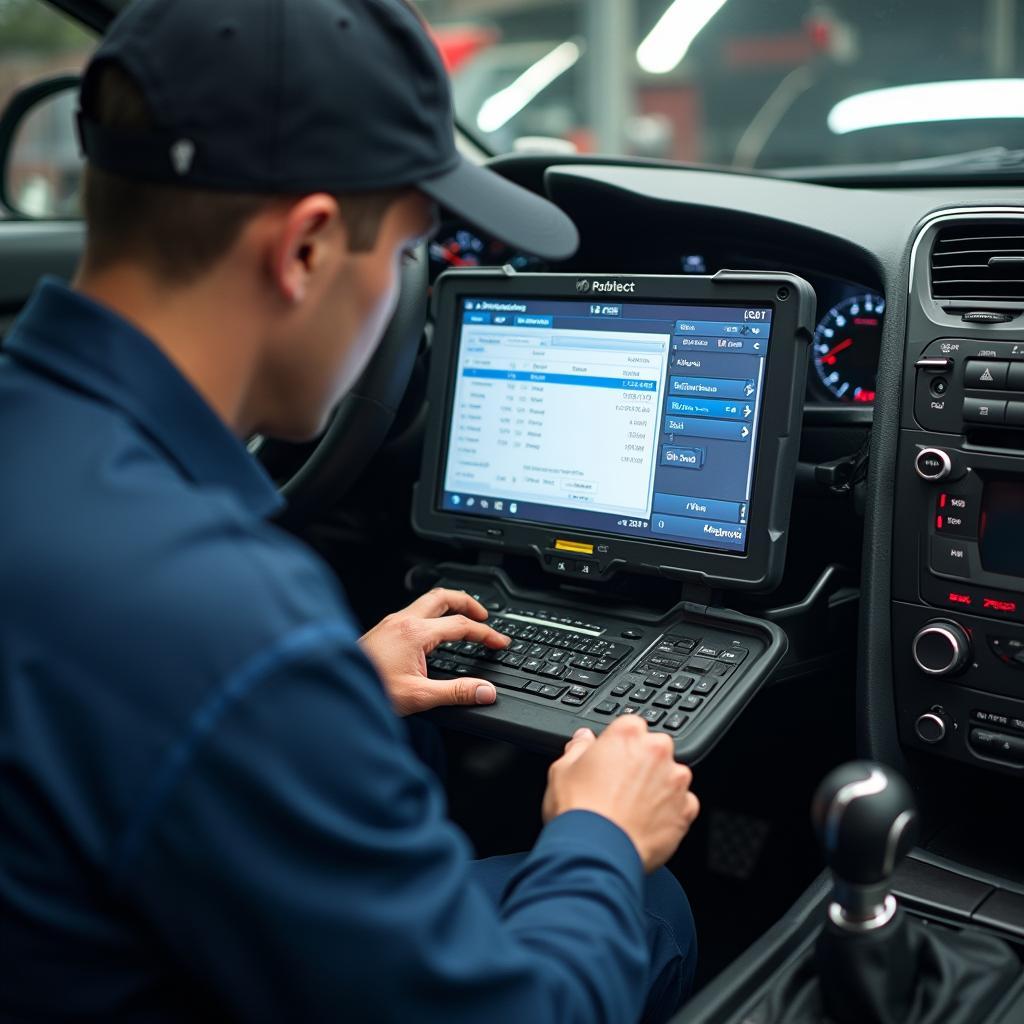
[
  {"left": 751, "top": 761, "right": 1018, "bottom": 1024},
  {"left": 811, "top": 761, "right": 917, "bottom": 934}
]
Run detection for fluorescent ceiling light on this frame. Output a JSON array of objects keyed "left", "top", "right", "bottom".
[
  {"left": 637, "top": 0, "right": 727, "bottom": 75},
  {"left": 476, "top": 40, "right": 581, "bottom": 134},
  {"left": 828, "top": 79, "right": 1024, "bottom": 134}
]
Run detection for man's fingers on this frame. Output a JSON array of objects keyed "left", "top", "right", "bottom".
[
  {"left": 557, "top": 728, "right": 595, "bottom": 769},
  {"left": 426, "top": 615, "right": 510, "bottom": 649},
  {"left": 404, "top": 588, "right": 489, "bottom": 622},
  {"left": 414, "top": 675, "right": 497, "bottom": 712}
]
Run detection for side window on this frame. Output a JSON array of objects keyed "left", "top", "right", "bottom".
[{"left": 0, "top": 0, "right": 94, "bottom": 218}]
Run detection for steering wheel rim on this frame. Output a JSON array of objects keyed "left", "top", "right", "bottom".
[{"left": 257, "top": 242, "right": 429, "bottom": 516}]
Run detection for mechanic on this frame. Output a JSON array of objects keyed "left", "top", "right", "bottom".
[{"left": 0, "top": 1, "right": 700, "bottom": 1021}]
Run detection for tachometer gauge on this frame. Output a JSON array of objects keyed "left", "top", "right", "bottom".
[
  {"left": 812, "top": 292, "right": 884, "bottom": 403},
  {"left": 429, "top": 228, "right": 487, "bottom": 270}
]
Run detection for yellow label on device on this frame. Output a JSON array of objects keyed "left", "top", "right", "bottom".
[{"left": 555, "top": 539, "right": 594, "bottom": 555}]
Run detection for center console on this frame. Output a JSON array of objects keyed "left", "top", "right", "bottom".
[
  {"left": 893, "top": 211, "right": 1024, "bottom": 776},
  {"left": 412, "top": 269, "right": 814, "bottom": 761}
]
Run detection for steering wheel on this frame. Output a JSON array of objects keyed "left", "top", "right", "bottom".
[{"left": 255, "top": 243, "right": 429, "bottom": 517}]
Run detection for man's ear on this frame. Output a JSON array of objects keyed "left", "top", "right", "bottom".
[{"left": 269, "top": 193, "right": 345, "bottom": 305}]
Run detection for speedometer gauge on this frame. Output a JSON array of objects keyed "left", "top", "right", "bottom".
[{"left": 812, "top": 293, "right": 884, "bottom": 403}]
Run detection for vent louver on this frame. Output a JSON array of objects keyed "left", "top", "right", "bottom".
[{"left": 930, "top": 222, "right": 1024, "bottom": 302}]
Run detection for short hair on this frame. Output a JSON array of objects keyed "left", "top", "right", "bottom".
[{"left": 81, "top": 64, "right": 407, "bottom": 284}]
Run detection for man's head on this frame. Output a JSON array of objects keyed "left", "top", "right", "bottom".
[
  {"left": 74, "top": 0, "right": 576, "bottom": 440},
  {"left": 79, "top": 62, "right": 435, "bottom": 440}
]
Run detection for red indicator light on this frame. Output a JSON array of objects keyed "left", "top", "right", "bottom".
[
  {"left": 853, "top": 390, "right": 876, "bottom": 403},
  {"left": 948, "top": 592, "right": 973, "bottom": 605},
  {"left": 983, "top": 597, "right": 1017, "bottom": 613},
  {"left": 939, "top": 494, "right": 947, "bottom": 509},
  {"left": 936, "top": 514, "right": 943, "bottom": 529}
]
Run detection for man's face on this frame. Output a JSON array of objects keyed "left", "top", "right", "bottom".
[{"left": 262, "top": 190, "right": 435, "bottom": 441}]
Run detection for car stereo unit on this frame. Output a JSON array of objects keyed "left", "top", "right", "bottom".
[
  {"left": 414, "top": 269, "right": 814, "bottom": 590},
  {"left": 411, "top": 269, "right": 814, "bottom": 761}
]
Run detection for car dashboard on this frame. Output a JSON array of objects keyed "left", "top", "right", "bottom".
[{"left": 429, "top": 223, "right": 885, "bottom": 424}]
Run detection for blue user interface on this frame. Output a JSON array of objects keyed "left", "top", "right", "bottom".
[{"left": 439, "top": 296, "right": 773, "bottom": 554}]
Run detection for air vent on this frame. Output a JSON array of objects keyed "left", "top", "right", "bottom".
[{"left": 931, "top": 222, "right": 1024, "bottom": 302}]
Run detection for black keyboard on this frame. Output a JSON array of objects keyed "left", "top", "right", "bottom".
[
  {"left": 423, "top": 577, "right": 784, "bottom": 761},
  {"left": 427, "top": 608, "right": 636, "bottom": 707}
]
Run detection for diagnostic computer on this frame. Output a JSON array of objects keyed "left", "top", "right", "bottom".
[{"left": 413, "top": 269, "right": 815, "bottom": 761}]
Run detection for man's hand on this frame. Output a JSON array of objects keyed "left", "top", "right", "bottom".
[
  {"left": 359, "top": 588, "right": 510, "bottom": 716},
  {"left": 542, "top": 717, "right": 700, "bottom": 873}
]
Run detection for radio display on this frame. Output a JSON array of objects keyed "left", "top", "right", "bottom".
[{"left": 979, "top": 478, "right": 1024, "bottom": 578}]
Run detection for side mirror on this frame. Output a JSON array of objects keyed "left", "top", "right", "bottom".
[{"left": 0, "top": 75, "right": 83, "bottom": 219}]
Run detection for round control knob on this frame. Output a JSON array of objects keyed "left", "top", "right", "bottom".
[
  {"left": 914, "top": 447, "right": 952, "bottom": 482},
  {"left": 912, "top": 620, "right": 971, "bottom": 676},
  {"left": 914, "top": 712, "right": 947, "bottom": 744}
]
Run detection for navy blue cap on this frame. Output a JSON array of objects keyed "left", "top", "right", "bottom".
[{"left": 78, "top": 0, "right": 578, "bottom": 261}]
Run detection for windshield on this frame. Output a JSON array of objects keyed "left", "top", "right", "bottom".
[{"left": 418, "top": 0, "right": 1024, "bottom": 170}]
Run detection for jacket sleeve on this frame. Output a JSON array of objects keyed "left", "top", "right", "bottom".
[{"left": 114, "top": 622, "right": 650, "bottom": 1024}]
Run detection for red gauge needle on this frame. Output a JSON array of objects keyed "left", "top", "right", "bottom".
[
  {"left": 439, "top": 242, "right": 470, "bottom": 267},
  {"left": 821, "top": 337, "right": 853, "bottom": 365}
]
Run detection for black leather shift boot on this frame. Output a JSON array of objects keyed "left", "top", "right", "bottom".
[{"left": 753, "top": 910, "right": 1018, "bottom": 1024}]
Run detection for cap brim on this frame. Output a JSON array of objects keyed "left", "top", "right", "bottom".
[{"left": 419, "top": 156, "right": 579, "bottom": 262}]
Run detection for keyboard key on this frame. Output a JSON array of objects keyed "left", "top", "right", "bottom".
[
  {"left": 503, "top": 653, "right": 524, "bottom": 668},
  {"left": 685, "top": 656, "right": 715, "bottom": 674},
  {"left": 595, "top": 700, "right": 619, "bottom": 715},
  {"left": 653, "top": 692, "right": 678, "bottom": 709},
  {"left": 629, "top": 687, "right": 654, "bottom": 704},
  {"left": 718, "top": 648, "right": 748, "bottom": 664},
  {"left": 539, "top": 684, "right": 565, "bottom": 699},
  {"left": 695, "top": 645, "right": 721, "bottom": 658},
  {"left": 566, "top": 669, "right": 600, "bottom": 687},
  {"left": 679, "top": 693, "right": 704, "bottom": 712},
  {"left": 572, "top": 640, "right": 591, "bottom": 652},
  {"left": 668, "top": 675, "right": 695, "bottom": 693},
  {"left": 568, "top": 684, "right": 589, "bottom": 698},
  {"left": 641, "top": 708, "right": 665, "bottom": 725},
  {"left": 672, "top": 637, "right": 697, "bottom": 650},
  {"left": 710, "top": 662, "right": 732, "bottom": 677},
  {"left": 523, "top": 657, "right": 544, "bottom": 673},
  {"left": 655, "top": 642, "right": 678, "bottom": 656},
  {"left": 528, "top": 643, "right": 547, "bottom": 657},
  {"left": 524, "top": 681, "right": 545, "bottom": 694},
  {"left": 664, "top": 712, "right": 688, "bottom": 732},
  {"left": 571, "top": 655, "right": 596, "bottom": 670},
  {"left": 561, "top": 695, "right": 586, "bottom": 707},
  {"left": 645, "top": 670, "right": 670, "bottom": 685},
  {"left": 490, "top": 674, "right": 526, "bottom": 691},
  {"left": 610, "top": 681, "right": 631, "bottom": 697},
  {"left": 602, "top": 643, "right": 628, "bottom": 659},
  {"left": 548, "top": 649, "right": 569, "bottom": 662},
  {"left": 648, "top": 655, "right": 682, "bottom": 670},
  {"left": 620, "top": 705, "right": 640, "bottom": 715},
  {"left": 693, "top": 678, "right": 718, "bottom": 695},
  {"left": 509, "top": 639, "right": 528, "bottom": 654},
  {"left": 539, "top": 663, "right": 566, "bottom": 679},
  {"left": 592, "top": 658, "right": 615, "bottom": 673},
  {"left": 439, "top": 640, "right": 459, "bottom": 651},
  {"left": 458, "top": 641, "right": 482, "bottom": 656}
]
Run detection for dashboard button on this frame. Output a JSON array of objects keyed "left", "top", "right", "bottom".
[
  {"left": 912, "top": 620, "right": 971, "bottom": 676},
  {"left": 1006, "top": 400, "right": 1024, "bottom": 427},
  {"left": 963, "top": 397, "right": 1007, "bottom": 424},
  {"left": 1008, "top": 362, "right": 1024, "bottom": 391},
  {"left": 964, "top": 360, "right": 1009, "bottom": 389},
  {"left": 915, "top": 712, "right": 947, "bottom": 744},
  {"left": 930, "top": 537, "right": 972, "bottom": 578},
  {"left": 915, "top": 448, "right": 951, "bottom": 481}
]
